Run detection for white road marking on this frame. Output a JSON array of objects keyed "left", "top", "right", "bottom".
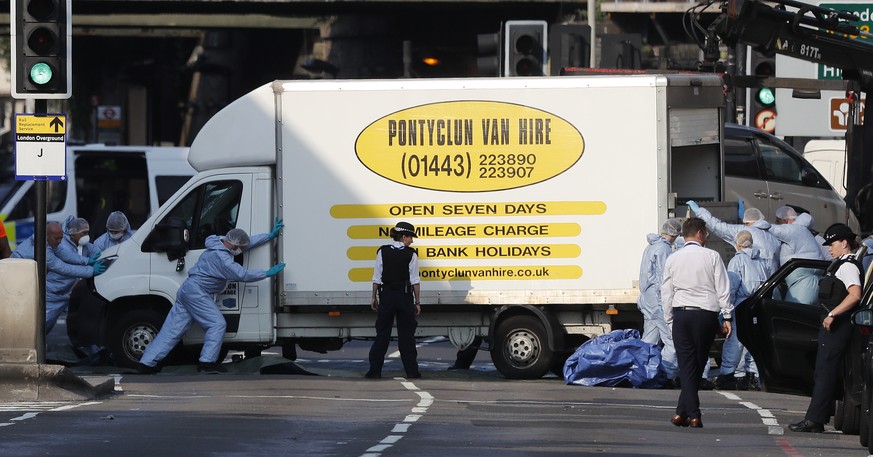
[
  {"left": 717, "top": 392, "right": 784, "bottom": 435},
  {"left": 360, "top": 379, "right": 432, "bottom": 457},
  {"left": 0, "top": 401, "right": 103, "bottom": 428}
]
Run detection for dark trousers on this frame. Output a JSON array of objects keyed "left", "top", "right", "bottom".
[
  {"left": 806, "top": 314, "right": 853, "bottom": 424},
  {"left": 672, "top": 307, "right": 719, "bottom": 419},
  {"left": 368, "top": 290, "right": 419, "bottom": 376}
]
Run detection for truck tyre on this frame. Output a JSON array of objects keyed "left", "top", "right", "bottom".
[
  {"left": 491, "top": 315, "right": 553, "bottom": 379},
  {"left": 842, "top": 401, "right": 861, "bottom": 435},
  {"left": 835, "top": 400, "right": 845, "bottom": 430},
  {"left": 109, "top": 308, "right": 167, "bottom": 369},
  {"left": 861, "top": 387, "right": 871, "bottom": 447}
]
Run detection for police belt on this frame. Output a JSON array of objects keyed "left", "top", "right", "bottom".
[{"left": 381, "top": 282, "right": 411, "bottom": 292}]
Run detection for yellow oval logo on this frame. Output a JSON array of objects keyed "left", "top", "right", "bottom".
[{"left": 355, "top": 101, "right": 584, "bottom": 192}]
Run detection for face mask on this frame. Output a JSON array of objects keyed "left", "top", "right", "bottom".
[
  {"left": 109, "top": 232, "right": 124, "bottom": 241},
  {"left": 230, "top": 248, "right": 243, "bottom": 256},
  {"left": 78, "top": 235, "right": 90, "bottom": 246}
]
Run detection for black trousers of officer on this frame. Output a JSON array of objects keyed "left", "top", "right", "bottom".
[
  {"left": 672, "top": 307, "right": 719, "bottom": 419},
  {"left": 806, "top": 313, "right": 853, "bottom": 424},
  {"left": 369, "top": 289, "right": 419, "bottom": 376}
]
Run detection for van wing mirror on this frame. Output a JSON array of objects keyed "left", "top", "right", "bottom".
[
  {"left": 800, "top": 168, "right": 819, "bottom": 186},
  {"left": 142, "top": 216, "right": 190, "bottom": 261},
  {"left": 852, "top": 308, "right": 873, "bottom": 329}
]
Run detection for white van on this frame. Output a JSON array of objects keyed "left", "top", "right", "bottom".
[
  {"left": 803, "top": 139, "right": 846, "bottom": 197},
  {"left": 0, "top": 145, "right": 194, "bottom": 246}
]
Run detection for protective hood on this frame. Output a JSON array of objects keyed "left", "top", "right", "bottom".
[
  {"left": 646, "top": 233, "right": 662, "bottom": 245},
  {"left": 749, "top": 219, "right": 772, "bottom": 230}
]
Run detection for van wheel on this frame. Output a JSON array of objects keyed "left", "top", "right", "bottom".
[
  {"left": 109, "top": 309, "right": 166, "bottom": 369},
  {"left": 491, "top": 315, "right": 553, "bottom": 379}
]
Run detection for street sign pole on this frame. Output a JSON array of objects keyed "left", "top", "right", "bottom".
[{"left": 34, "top": 99, "right": 47, "bottom": 364}]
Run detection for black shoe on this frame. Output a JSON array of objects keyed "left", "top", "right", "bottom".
[
  {"left": 364, "top": 371, "right": 381, "bottom": 379},
  {"left": 406, "top": 372, "right": 422, "bottom": 379},
  {"left": 698, "top": 379, "right": 715, "bottom": 390},
  {"left": 715, "top": 375, "right": 738, "bottom": 390},
  {"left": 736, "top": 373, "right": 762, "bottom": 391},
  {"left": 137, "top": 362, "right": 160, "bottom": 374},
  {"left": 661, "top": 378, "right": 679, "bottom": 390},
  {"left": 197, "top": 362, "right": 227, "bottom": 374},
  {"left": 789, "top": 419, "right": 824, "bottom": 433},
  {"left": 447, "top": 364, "right": 469, "bottom": 371}
]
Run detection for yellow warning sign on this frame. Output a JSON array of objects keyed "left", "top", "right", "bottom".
[{"left": 16, "top": 115, "right": 66, "bottom": 137}]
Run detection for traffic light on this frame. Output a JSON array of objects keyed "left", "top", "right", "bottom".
[
  {"left": 476, "top": 31, "right": 501, "bottom": 77},
  {"left": 504, "top": 20, "right": 547, "bottom": 77},
  {"left": 549, "top": 24, "right": 591, "bottom": 75},
  {"left": 749, "top": 50, "right": 776, "bottom": 132},
  {"left": 10, "top": 0, "right": 72, "bottom": 99},
  {"left": 599, "top": 34, "right": 642, "bottom": 69}
]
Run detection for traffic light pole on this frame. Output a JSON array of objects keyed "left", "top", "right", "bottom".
[{"left": 34, "top": 98, "right": 47, "bottom": 364}]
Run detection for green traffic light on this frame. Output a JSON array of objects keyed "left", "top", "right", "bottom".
[
  {"left": 757, "top": 87, "right": 775, "bottom": 106},
  {"left": 29, "top": 62, "right": 53, "bottom": 85}
]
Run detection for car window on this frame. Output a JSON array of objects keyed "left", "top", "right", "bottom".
[
  {"left": 769, "top": 266, "right": 824, "bottom": 306},
  {"left": 758, "top": 138, "right": 804, "bottom": 184},
  {"left": 8, "top": 181, "right": 67, "bottom": 220},
  {"left": 757, "top": 137, "right": 832, "bottom": 190},
  {"left": 724, "top": 137, "right": 762, "bottom": 179},
  {"left": 156, "top": 180, "right": 242, "bottom": 251}
]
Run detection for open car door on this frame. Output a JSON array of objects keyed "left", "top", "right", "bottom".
[{"left": 736, "top": 258, "right": 831, "bottom": 395}]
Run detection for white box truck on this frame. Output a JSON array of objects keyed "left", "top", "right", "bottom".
[{"left": 73, "top": 75, "right": 729, "bottom": 378}]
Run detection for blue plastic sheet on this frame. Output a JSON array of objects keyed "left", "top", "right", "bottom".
[{"left": 563, "top": 329, "right": 666, "bottom": 388}]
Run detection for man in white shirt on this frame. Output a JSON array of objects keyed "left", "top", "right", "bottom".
[{"left": 662, "top": 217, "right": 733, "bottom": 428}]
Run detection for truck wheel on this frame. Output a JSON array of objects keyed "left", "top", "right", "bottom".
[
  {"left": 491, "top": 315, "right": 553, "bottom": 379},
  {"left": 842, "top": 401, "right": 861, "bottom": 435},
  {"left": 109, "top": 309, "right": 166, "bottom": 369},
  {"left": 861, "top": 387, "right": 871, "bottom": 447}
]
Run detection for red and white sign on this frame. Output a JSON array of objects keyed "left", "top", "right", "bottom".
[
  {"left": 755, "top": 109, "right": 777, "bottom": 133},
  {"left": 97, "top": 105, "right": 122, "bottom": 129}
]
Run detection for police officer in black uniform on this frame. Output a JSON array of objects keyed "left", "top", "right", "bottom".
[
  {"left": 366, "top": 222, "right": 422, "bottom": 379},
  {"left": 790, "top": 223, "right": 864, "bottom": 433}
]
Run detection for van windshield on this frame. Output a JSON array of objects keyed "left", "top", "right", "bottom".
[{"left": 0, "top": 180, "right": 24, "bottom": 209}]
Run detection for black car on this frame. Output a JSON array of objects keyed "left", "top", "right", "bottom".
[{"left": 737, "top": 250, "right": 870, "bottom": 443}]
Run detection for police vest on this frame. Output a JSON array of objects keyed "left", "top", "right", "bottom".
[
  {"left": 379, "top": 245, "right": 417, "bottom": 292},
  {"left": 819, "top": 255, "right": 863, "bottom": 312}
]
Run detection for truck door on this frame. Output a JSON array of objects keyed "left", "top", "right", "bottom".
[{"left": 143, "top": 175, "right": 253, "bottom": 344}]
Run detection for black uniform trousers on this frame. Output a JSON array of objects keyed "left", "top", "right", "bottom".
[
  {"left": 805, "top": 313, "right": 853, "bottom": 424},
  {"left": 672, "top": 307, "right": 719, "bottom": 419},
  {"left": 368, "top": 289, "right": 419, "bottom": 376}
]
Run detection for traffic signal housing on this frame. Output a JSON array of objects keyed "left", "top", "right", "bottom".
[
  {"left": 11, "top": 0, "right": 72, "bottom": 99},
  {"left": 599, "top": 33, "right": 642, "bottom": 69},
  {"left": 549, "top": 24, "right": 591, "bottom": 75},
  {"left": 476, "top": 31, "right": 501, "bottom": 77},
  {"left": 749, "top": 50, "right": 776, "bottom": 132},
  {"left": 504, "top": 20, "right": 547, "bottom": 77}
]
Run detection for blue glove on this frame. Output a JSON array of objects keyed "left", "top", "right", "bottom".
[
  {"left": 92, "top": 260, "right": 107, "bottom": 276},
  {"left": 266, "top": 262, "right": 286, "bottom": 277},
  {"left": 687, "top": 200, "right": 700, "bottom": 213},
  {"left": 270, "top": 217, "right": 284, "bottom": 239},
  {"left": 87, "top": 251, "right": 102, "bottom": 266},
  {"left": 737, "top": 198, "right": 745, "bottom": 220}
]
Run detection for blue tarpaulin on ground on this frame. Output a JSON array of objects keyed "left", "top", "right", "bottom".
[{"left": 563, "top": 329, "right": 666, "bottom": 388}]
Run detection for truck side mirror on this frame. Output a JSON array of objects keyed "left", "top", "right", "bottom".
[
  {"left": 142, "top": 216, "right": 190, "bottom": 261},
  {"left": 852, "top": 308, "right": 873, "bottom": 329},
  {"left": 800, "top": 168, "right": 819, "bottom": 186}
]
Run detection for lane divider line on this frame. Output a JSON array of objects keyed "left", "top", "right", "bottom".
[{"left": 359, "top": 379, "right": 431, "bottom": 457}]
